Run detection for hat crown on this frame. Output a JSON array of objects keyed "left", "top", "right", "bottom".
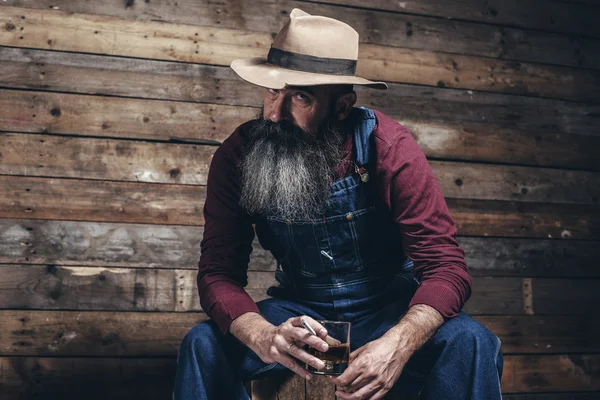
[{"left": 272, "top": 8, "right": 359, "bottom": 61}]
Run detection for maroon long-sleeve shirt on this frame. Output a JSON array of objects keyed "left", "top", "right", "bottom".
[{"left": 198, "top": 110, "right": 472, "bottom": 334}]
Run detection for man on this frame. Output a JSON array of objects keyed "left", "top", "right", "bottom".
[{"left": 174, "top": 9, "right": 503, "bottom": 400}]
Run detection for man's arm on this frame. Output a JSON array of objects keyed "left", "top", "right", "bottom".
[
  {"left": 332, "top": 116, "right": 470, "bottom": 399},
  {"left": 197, "top": 131, "right": 260, "bottom": 334}
]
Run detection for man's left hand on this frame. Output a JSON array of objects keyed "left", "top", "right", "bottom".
[{"left": 329, "top": 334, "right": 408, "bottom": 400}]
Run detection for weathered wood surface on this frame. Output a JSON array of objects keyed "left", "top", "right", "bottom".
[
  {"left": 1, "top": 263, "right": 598, "bottom": 315},
  {"left": 0, "top": 357, "right": 177, "bottom": 400},
  {"left": 3, "top": 88, "right": 600, "bottom": 171},
  {"left": 503, "top": 354, "right": 600, "bottom": 392},
  {"left": 0, "top": 219, "right": 277, "bottom": 271},
  {"left": 2, "top": 219, "right": 599, "bottom": 278},
  {"left": 254, "top": 354, "right": 600, "bottom": 396},
  {"left": 0, "top": 354, "right": 598, "bottom": 399},
  {"left": 0, "top": 89, "right": 256, "bottom": 144},
  {"left": 3, "top": 86, "right": 599, "bottom": 143},
  {"left": 2, "top": 133, "right": 599, "bottom": 205},
  {"left": 2, "top": 311, "right": 598, "bottom": 356},
  {"left": 3, "top": 38, "right": 599, "bottom": 104},
  {"left": 1, "top": 175, "right": 599, "bottom": 238},
  {"left": 2, "top": 3, "right": 599, "bottom": 71},
  {"left": 503, "top": 394, "right": 600, "bottom": 400},
  {"left": 0, "top": 264, "right": 274, "bottom": 312},
  {"left": 446, "top": 198, "right": 600, "bottom": 240},
  {"left": 307, "top": 0, "right": 600, "bottom": 39},
  {"left": 0, "top": 355, "right": 597, "bottom": 400},
  {"left": 532, "top": 279, "right": 600, "bottom": 316}
]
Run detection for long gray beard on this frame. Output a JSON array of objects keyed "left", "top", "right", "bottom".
[{"left": 239, "top": 116, "right": 347, "bottom": 221}]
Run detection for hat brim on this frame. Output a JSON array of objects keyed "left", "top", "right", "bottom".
[{"left": 231, "top": 58, "right": 388, "bottom": 90}]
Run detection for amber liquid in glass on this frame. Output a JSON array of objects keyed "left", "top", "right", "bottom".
[{"left": 307, "top": 344, "right": 349, "bottom": 375}]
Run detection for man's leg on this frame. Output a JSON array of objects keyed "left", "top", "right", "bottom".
[
  {"left": 172, "top": 297, "right": 325, "bottom": 400},
  {"left": 401, "top": 312, "right": 503, "bottom": 400}
]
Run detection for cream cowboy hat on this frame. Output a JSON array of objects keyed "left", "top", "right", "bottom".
[{"left": 230, "top": 8, "right": 387, "bottom": 90}]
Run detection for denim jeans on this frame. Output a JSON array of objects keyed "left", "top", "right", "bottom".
[{"left": 173, "top": 294, "right": 503, "bottom": 399}]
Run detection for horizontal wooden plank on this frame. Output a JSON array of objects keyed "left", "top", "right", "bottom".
[
  {"left": 2, "top": 311, "right": 597, "bottom": 356},
  {"left": 503, "top": 354, "right": 600, "bottom": 392},
  {"left": 0, "top": 264, "right": 276, "bottom": 312},
  {"left": 446, "top": 198, "right": 600, "bottom": 240},
  {"left": 2, "top": 219, "right": 598, "bottom": 278},
  {"left": 2, "top": 39, "right": 599, "bottom": 105},
  {"left": 0, "top": 175, "right": 208, "bottom": 226},
  {"left": 2, "top": 133, "right": 598, "bottom": 205},
  {"left": 431, "top": 161, "right": 600, "bottom": 206},
  {"left": 0, "top": 357, "right": 176, "bottom": 400},
  {"left": 257, "top": 354, "right": 600, "bottom": 395},
  {"left": 533, "top": 279, "right": 600, "bottom": 316},
  {"left": 2, "top": 264, "right": 597, "bottom": 315},
  {"left": 2, "top": 176, "right": 599, "bottom": 238},
  {"left": 0, "top": 89, "right": 257, "bottom": 144},
  {"left": 458, "top": 237, "right": 600, "bottom": 278},
  {"left": 0, "top": 133, "right": 216, "bottom": 185},
  {"left": 3, "top": 87, "right": 600, "bottom": 171},
  {"left": 314, "top": 0, "right": 600, "bottom": 39},
  {"left": 0, "top": 219, "right": 277, "bottom": 271},
  {"left": 503, "top": 393, "right": 600, "bottom": 400},
  {"left": 2, "top": 2, "right": 599, "bottom": 71},
  {"left": 3, "top": 84, "right": 599, "bottom": 143}
]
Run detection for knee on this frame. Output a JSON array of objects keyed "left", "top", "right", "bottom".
[
  {"left": 179, "top": 320, "right": 221, "bottom": 356},
  {"left": 439, "top": 314, "right": 501, "bottom": 357}
]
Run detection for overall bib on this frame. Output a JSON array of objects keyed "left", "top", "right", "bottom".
[{"left": 254, "top": 107, "right": 419, "bottom": 323}]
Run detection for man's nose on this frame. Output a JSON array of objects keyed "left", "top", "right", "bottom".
[{"left": 267, "top": 94, "right": 288, "bottom": 123}]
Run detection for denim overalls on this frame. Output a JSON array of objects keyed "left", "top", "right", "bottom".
[{"left": 254, "top": 107, "right": 418, "bottom": 322}]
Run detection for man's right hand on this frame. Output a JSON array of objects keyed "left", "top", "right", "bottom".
[{"left": 230, "top": 313, "right": 330, "bottom": 379}]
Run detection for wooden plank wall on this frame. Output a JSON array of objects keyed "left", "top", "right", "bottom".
[{"left": 0, "top": 1, "right": 599, "bottom": 399}]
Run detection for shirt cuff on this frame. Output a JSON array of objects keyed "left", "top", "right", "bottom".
[
  {"left": 409, "top": 281, "right": 463, "bottom": 320},
  {"left": 201, "top": 282, "right": 260, "bottom": 334}
]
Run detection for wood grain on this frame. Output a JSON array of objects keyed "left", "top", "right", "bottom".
[
  {"left": 0, "top": 89, "right": 257, "bottom": 144},
  {"left": 3, "top": 84, "right": 599, "bottom": 142},
  {"left": 2, "top": 311, "right": 598, "bottom": 357},
  {"left": 1, "top": 175, "right": 599, "bottom": 238},
  {"left": 2, "top": 2, "right": 599, "bottom": 70},
  {"left": 3, "top": 86, "right": 600, "bottom": 171},
  {"left": 1, "top": 263, "right": 597, "bottom": 315},
  {"left": 0, "top": 264, "right": 276, "bottom": 312},
  {"left": 306, "top": 0, "right": 600, "bottom": 39},
  {"left": 2, "top": 133, "right": 598, "bottom": 205},
  {"left": 2, "top": 219, "right": 599, "bottom": 278},
  {"left": 2, "top": 39, "right": 599, "bottom": 104},
  {"left": 0, "top": 219, "right": 277, "bottom": 271}
]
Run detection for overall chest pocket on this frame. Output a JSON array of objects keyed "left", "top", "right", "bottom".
[{"left": 317, "top": 206, "right": 385, "bottom": 272}]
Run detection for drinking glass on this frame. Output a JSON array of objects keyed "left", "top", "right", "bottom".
[{"left": 306, "top": 320, "right": 351, "bottom": 376}]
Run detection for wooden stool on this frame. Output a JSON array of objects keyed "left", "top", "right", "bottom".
[{"left": 250, "top": 370, "right": 418, "bottom": 399}]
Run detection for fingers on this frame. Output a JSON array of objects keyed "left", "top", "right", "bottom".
[
  {"left": 290, "top": 316, "right": 327, "bottom": 338},
  {"left": 286, "top": 340, "right": 325, "bottom": 371},
  {"left": 330, "top": 362, "right": 361, "bottom": 388},
  {"left": 335, "top": 379, "right": 387, "bottom": 400},
  {"left": 278, "top": 353, "right": 313, "bottom": 380}
]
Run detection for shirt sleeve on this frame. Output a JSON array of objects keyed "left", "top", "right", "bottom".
[
  {"left": 197, "top": 133, "right": 260, "bottom": 334},
  {"left": 380, "top": 121, "right": 472, "bottom": 319}
]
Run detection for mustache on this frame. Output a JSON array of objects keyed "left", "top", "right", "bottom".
[{"left": 238, "top": 113, "right": 347, "bottom": 220}]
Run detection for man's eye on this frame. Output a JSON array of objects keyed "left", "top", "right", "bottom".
[
  {"left": 268, "top": 88, "right": 280, "bottom": 94},
  {"left": 293, "top": 93, "right": 309, "bottom": 101}
]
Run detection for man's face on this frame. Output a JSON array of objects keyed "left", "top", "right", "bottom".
[
  {"left": 238, "top": 85, "right": 351, "bottom": 221},
  {"left": 262, "top": 85, "right": 335, "bottom": 134}
]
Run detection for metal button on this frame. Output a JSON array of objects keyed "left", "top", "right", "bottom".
[
  {"left": 285, "top": 219, "right": 292, "bottom": 225},
  {"left": 346, "top": 213, "right": 353, "bottom": 221}
]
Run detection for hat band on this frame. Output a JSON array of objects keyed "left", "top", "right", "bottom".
[{"left": 267, "top": 47, "right": 357, "bottom": 76}]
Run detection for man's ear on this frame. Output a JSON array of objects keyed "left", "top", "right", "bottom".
[{"left": 335, "top": 91, "right": 357, "bottom": 121}]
